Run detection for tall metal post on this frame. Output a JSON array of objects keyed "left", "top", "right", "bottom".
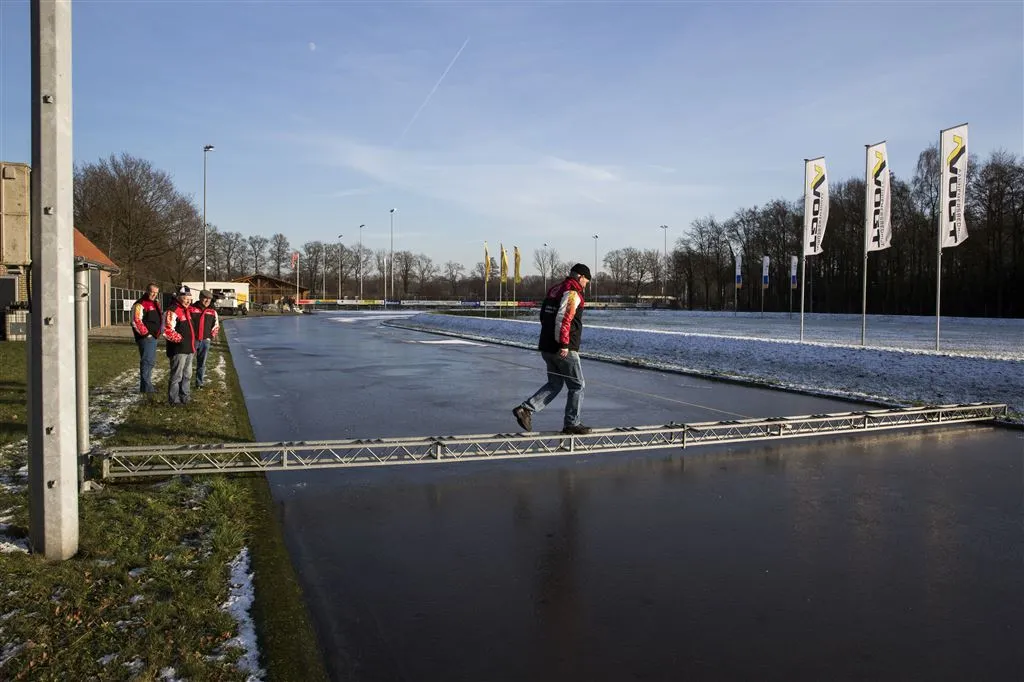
[
  {"left": 358, "top": 224, "right": 365, "bottom": 300},
  {"left": 202, "top": 144, "right": 214, "bottom": 290},
  {"left": 342, "top": 233, "right": 350, "bottom": 296},
  {"left": 29, "top": 0, "right": 78, "bottom": 559},
  {"left": 74, "top": 264, "right": 90, "bottom": 490},
  {"left": 660, "top": 224, "right": 668, "bottom": 301},
  {"left": 389, "top": 208, "right": 396, "bottom": 308},
  {"left": 592, "top": 234, "right": 598, "bottom": 299}
]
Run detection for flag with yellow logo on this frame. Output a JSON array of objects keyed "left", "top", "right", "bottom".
[
  {"left": 500, "top": 244, "right": 509, "bottom": 284},
  {"left": 513, "top": 246, "right": 522, "bottom": 284},
  {"left": 484, "top": 242, "right": 491, "bottom": 281}
]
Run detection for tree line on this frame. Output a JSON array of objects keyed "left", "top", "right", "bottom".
[{"left": 73, "top": 147, "right": 1023, "bottom": 316}]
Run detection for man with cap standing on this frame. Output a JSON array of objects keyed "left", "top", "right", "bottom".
[
  {"left": 513, "top": 263, "right": 593, "bottom": 435},
  {"left": 191, "top": 290, "right": 220, "bottom": 389},
  {"left": 163, "top": 285, "right": 198, "bottom": 406}
]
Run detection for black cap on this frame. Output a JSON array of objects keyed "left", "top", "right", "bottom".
[{"left": 570, "top": 263, "right": 592, "bottom": 279}]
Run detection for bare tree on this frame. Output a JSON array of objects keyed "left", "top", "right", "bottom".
[
  {"left": 73, "top": 153, "right": 180, "bottom": 287},
  {"left": 442, "top": 261, "right": 465, "bottom": 297},
  {"left": 270, "top": 233, "right": 290, "bottom": 278},
  {"left": 414, "top": 254, "right": 438, "bottom": 294},
  {"left": 394, "top": 250, "right": 416, "bottom": 296},
  {"left": 247, "top": 235, "right": 270, "bottom": 276},
  {"left": 302, "top": 241, "right": 325, "bottom": 295},
  {"left": 374, "top": 249, "right": 388, "bottom": 297},
  {"left": 163, "top": 196, "right": 204, "bottom": 284},
  {"left": 221, "top": 231, "right": 247, "bottom": 280}
]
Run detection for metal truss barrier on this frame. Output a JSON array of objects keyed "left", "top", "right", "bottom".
[{"left": 99, "top": 403, "right": 1007, "bottom": 479}]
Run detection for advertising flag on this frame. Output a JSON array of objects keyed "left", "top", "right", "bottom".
[
  {"left": 291, "top": 251, "right": 299, "bottom": 268},
  {"left": 761, "top": 256, "right": 770, "bottom": 290},
  {"left": 790, "top": 255, "right": 798, "bottom": 290},
  {"left": 514, "top": 246, "right": 522, "bottom": 284},
  {"left": 865, "top": 142, "right": 892, "bottom": 252},
  {"left": 484, "top": 242, "right": 491, "bottom": 281},
  {"left": 735, "top": 253, "right": 742, "bottom": 289},
  {"left": 500, "top": 244, "right": 508, "bottom": 283},
  {"left": 939, "top": 124, "right": 969, "bottom": 248},
  {"left": 803, "top": 158, "right": 829, "bottom": 256}
]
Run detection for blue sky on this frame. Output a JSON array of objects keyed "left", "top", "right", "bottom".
[{"left": 2, "top": 1, "right": 1022, "bottom": 273}]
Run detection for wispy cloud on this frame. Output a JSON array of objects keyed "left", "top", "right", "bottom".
[{"left": 304, "top": 134, "right": 724, "bottom": 243}]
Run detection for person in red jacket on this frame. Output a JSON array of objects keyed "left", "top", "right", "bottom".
[
  {"left": 130, "top": 282, "right": 162, "bottom": 395},
  {"left": 513, "top": 263, "right": 592, "bottom": 435},
  {"left": 163, "top": 285, "right": 198, "bottom": 406},
  {"left": 191, "top": 290, "right": 220, "bottom": 389}
]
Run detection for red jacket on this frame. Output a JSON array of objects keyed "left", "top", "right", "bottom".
[
  {"left": 163, "top": 301, "right": 198, "bottom": 356},
  {"left": 131, "top": 297, "right": 162, "bottom": 340},
  {"left": 191, "top": 303, "right": 220, "bottom": 341},
  {"left": 538, "top": 277, "right": 585, "bottom": 352}
]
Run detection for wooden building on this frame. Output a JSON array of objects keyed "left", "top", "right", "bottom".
[{"left": 233, "top": 273, "right": 309, "bottom": 305}]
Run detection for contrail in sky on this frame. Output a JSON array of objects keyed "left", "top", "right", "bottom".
[{"left": 395, "top": 37, "right": 470, "bottom": 146}]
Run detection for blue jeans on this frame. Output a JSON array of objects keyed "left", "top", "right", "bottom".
[
  {"left": 522, "top": 351, "right": 585, "bottom": 427},
  {"left": 195, "top": 339, "right": 212, "bottom": 387},
  {"left": 168, "top": 353, "right": 194, "bottom": 404},
  {"left": 136, "top": 336, "right": 158, "bottom": 393}
]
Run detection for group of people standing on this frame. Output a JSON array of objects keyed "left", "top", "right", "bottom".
[{"left": 131, "top": 283, "right": 220, "bottom": 406}]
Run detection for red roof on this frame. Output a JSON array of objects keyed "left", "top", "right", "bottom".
[{"left": 74, "top": 228, "right": 118, "bottom": 271}]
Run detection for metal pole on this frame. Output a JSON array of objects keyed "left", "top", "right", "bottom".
[
  {"left": 359, "top": 224, "right": 364, "bottom": 301},
  {"left": 861, "top": 144, "right": 869, "bottom": 346},
  {"left": 202, "top": 144, "right": 214, "bottom": 289},
  {"left": 935, "top": 132, "right": 942, "bottom": 352},
  {"left": 29, "top": 0, "right": 78, "bottom": 559},
  {"left": 321, "top": 249, "right": 326, "bottom": 300},
  {"left": 800, "top": 161, "right": 807, "bottom": 342},
  {"left": 389, "top": 208, "right": 396, "bottom": 308},
  {"left": 337, "top": 234, "right": 343, "bottom": 300},
  {"left": 74, "top": 265, "right": 90, "bottom": 490},
  {"left": 593, "top": 234, "right": 598, "bottom": 299},
  {"left": 660, "top": 225, "right": 668, "bottom": 301},
  {"left": 543, "top": 243, "right": 548, "bottom": 292}
]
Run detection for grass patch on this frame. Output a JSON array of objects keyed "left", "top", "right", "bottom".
[{"left": 0, "top": 328, "right": 326, "bottom": 681}]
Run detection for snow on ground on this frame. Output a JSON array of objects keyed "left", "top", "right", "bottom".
[
  {"left": 0, "top": 355, "right": 262, "bottom": 678},
  {"left": 392, "top": 311, "right": 1024, "bottom": 423},
  {"left": 221, "top": 547, "right": 265, "bottom": 682}
]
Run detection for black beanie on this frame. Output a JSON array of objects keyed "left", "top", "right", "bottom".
[{"left": 570, "top": 263, "right": 592, "bottom": 279}]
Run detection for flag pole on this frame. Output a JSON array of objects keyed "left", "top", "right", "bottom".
[
  {"left": 935, "top": 130, "right": 943, "bottom": 352},
  {"left": 800, "top": 160, "right": 807, "bottom": 342},
  {"left": 861, "top": 143, "right": 869, "bottom": 347}
]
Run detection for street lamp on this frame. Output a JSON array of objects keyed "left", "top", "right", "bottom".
[
  {"left": 592, "top": 234, "right": 599, "bottom": 298},
  {"left": 389, "top": 208, "right": 396, "bottom": 308},
  {"left": 202, "top": 144, "right": 215, "bottom": 289},
  {"left": 342, "top": 232, "right": 350, "bottom": 299},
  {"left": 358, "top": 224, "right": 365, "bottom": 300},
  {"left": 660, "top": 224, "right": 669, "bottom": 299},
  {"left": 543, "top": 242, "right": 549, "bottom": 292}
]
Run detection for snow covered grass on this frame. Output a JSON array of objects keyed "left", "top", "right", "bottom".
[
  {"left": 0, "top": 333, "right": 308, "bottom": 680},
  {"left": 393, "top": 312, "right": 1024, "bottom": 424}
]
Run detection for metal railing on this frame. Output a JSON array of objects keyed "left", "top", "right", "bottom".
[{"left": 98, "top": 403, "right": 1007, "bottom": 479}]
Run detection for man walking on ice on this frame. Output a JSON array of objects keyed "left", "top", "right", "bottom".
[{"left": 513, "top": 263, "right": 592, "bottom": 435}]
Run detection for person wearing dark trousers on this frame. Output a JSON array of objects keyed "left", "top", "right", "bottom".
[
  {"left": 191, "top": 290, "right": 220, "bottom": 389},
  {"left": 513, "top": 263, "right": 593, "bottom": 435},
  {"left": 163, "top": 286, "right": 197, "bottom": 406},
  {"left": 130, "top": 282, "right": 162, "bottom": 395}
]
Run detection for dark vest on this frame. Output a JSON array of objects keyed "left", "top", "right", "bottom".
[
  {"left": 132, "top": 297, "right": 162, "bottom": 340},
  {"left": 538, "top": 278, "right": 585, "bottom": 352},
  {"left": 166, "top": 302, "right": 197, "bottom": 356},
  {"left": 192, "top": 304, "right": 218, "bottom": 340}
]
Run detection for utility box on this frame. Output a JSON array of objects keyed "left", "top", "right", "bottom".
[{"left": 1, "top": 162, "right": 32, "bottom": 266}]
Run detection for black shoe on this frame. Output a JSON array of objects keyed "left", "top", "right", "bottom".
[
  {"left": 562, "top": 424, "right": 592, "bottom": 435},
  {"left": 513, "top": 406, "right": 532, "bottom": 431}
]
